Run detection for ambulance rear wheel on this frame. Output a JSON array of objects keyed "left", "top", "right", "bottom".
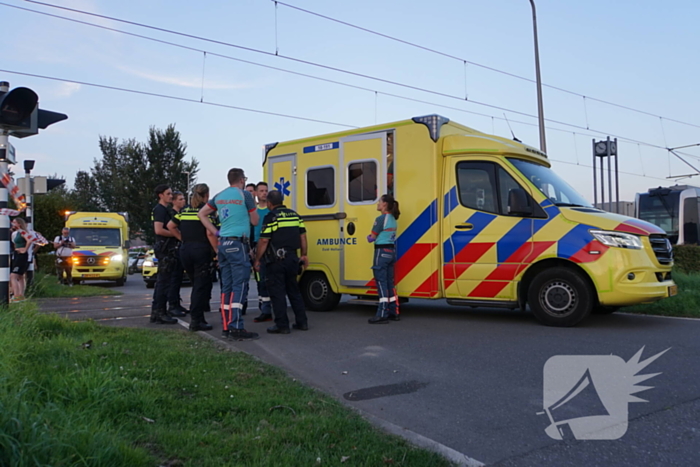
[
  {"left": 116, "top": 277, "right": 125, "bottom": 287},
  {"left": 300, "top": 272, "right": 341, "bottom": 311},
  {"left": 528, "top": 267, "right": 592, "bottom": 327}
]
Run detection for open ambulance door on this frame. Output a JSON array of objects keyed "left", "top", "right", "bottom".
[
  {"left": 266, "top": 153, "right": 297, "bottom": 210},
  {"left": 339, "top": 133, "right": 387, "bottom": 287}
]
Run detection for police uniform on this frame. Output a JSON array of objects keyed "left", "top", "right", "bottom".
[
  {"left": 168, "top": 206, "right": 187, "bottom": 313},
  {"left": 260, "top": 205, "right": 308, "bottom": 330},
  {"left": 172, "top": 205, "right": 216, "bottom": 331},
  {"left": 252, "top": 205, "right": 273, "bottom": 321},
  {"left": 150, "top": 203, "right": 178, "bottom": 323}
]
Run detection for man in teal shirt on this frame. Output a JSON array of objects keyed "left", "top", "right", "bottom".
[{"left": 199, "top": 168, "right": 259, "bottom": 340}]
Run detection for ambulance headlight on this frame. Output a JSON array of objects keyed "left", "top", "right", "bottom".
[
  {"left": 143, "top": 260, "right": 154, "bottom": 268},
  {"left": 111, "top": 254, "right": 123, "bottom": 263},
  {"left": 590, "top": 230, "right": 642, "bottom": 249}
]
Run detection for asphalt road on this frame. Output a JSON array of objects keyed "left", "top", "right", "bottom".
[{"left": 38, "top": 275, "right": 700, "bottom": 466}]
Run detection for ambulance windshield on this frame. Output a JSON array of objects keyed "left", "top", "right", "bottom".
[{"left": 508, "top": 158, "right": 592, "bottom": 208}]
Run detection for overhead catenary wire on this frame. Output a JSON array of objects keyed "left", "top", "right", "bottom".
[
  {"left": 4, "top": 0, "right": 695, "bottom": 159},
  {"left": 0, "top": 67, "right": 682, "bottom": 185},
  {"left": 15, "top": 0, "right": 700, "bottom": 141},
  {"left": 273, "top": 0, "right": 700, "bottom": 131},
  {"left": 0, "top": 68, "right": 359, "bottom": 128},
  {"left": 5, "top": 2, "right": 700, "bottom": 172}
]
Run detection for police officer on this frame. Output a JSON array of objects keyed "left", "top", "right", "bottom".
[
  {"left": 199, "top": 168, "right": 259, "bottom": 341},
  {"left": 150, "top": 184, "right": 178, "bottom": 324},
  {"left": 168, "top": 190, "right": 189, "bottom": 315},
  {"left": 254, "top": 190, "right": 309, "bottom": 334},
  {"left": 168, "top": 184, "right": 216, "bottom": 332}
]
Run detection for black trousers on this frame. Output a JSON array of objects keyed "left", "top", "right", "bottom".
[
  {"left": 180, "top": 242, "right": 212, "bottom": 323},
  {"left": 265, "top": 254, "right": 307, "bottom": 329},
  {"left": 56, "top": 257, "right": 73, "bottom": 284},
  {"left": 168, "top": 250, "right": 184, "bottom": 306},
  {"left": 153, "top": 250, "right": 175, "bottom": 311}
]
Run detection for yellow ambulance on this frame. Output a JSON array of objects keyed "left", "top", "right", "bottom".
[
  {"left": 263, "top": 115, "right": 676, "bottom": 326},
  {"left": 64, "top": 212, "right": 130, "bottom": 286}
]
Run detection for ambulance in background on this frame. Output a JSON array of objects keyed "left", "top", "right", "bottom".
[
  {"left": 64, "top": 212, "right": 130, "bottom": 286},
  {"left": 263, "top": 114, "right": 675, "bottom": 327}
]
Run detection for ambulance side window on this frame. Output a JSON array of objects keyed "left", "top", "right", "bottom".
[
  {"left": 307, "top": 167, "right": 335, "bottom": 208},
  {"left": 456, "top": 162, "right": 497, "bottom": 213},
  {"left": 348, "top": 161, "right": 377, "bottom": 203}
]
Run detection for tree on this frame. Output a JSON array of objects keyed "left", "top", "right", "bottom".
[
  {"left": 77, "top": 124, "right": 198, "bottom": 244},
  {"left": 32, "top": 179, "right": 77, "bottom": 245},
  {"left": 73, "top": 170, "right": 100, "bottom": 211}
]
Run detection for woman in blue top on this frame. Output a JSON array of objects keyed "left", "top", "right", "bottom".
[{"left": 367, "top": 194, "right": 401, "bottom": 324}]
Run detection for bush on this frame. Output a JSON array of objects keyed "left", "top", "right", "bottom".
[
  {"left": 672, "top": 244, "right": 700, "bottom": 273},
  {"left": 35, "top": 252, "right": 57, "bottom": 275}
]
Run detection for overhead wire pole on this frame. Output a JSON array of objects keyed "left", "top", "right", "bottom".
[{"left": 529, "top": 0, "right": 547, "bottom": 153}]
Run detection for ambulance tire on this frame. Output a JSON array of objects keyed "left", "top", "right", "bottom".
[
  {"left": 300, "top": 272, "right": 341, "bottom": 312},
  {"left": 528, "top": 267, "right": 592, "bottom": 327},
  {"left": 72, "top": 279, "right": 81, "bottom": 286},
  {"left": 116, "top": 276, "right": 125, "bottom": 287}
]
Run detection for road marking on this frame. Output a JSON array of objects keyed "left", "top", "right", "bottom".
[
  {"left": 619, "top": 313, "right": 700, "bottom": 322},
  {"left": 358, "top": 409, "right": 484, "bottom": 466}
]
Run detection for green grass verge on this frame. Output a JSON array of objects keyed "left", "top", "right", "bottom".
[
  {"left": 0, "top": 304, "right": 452, "bottom": 466},
  {"left": 625, "top": 271, "right": 700, "bottom": 318},
  {"left": 28, "top": 272, "right": 122, "bottom": 298}
]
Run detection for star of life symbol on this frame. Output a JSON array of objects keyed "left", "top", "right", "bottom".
[
  {"left": 539, "top": 347, "right": 669, "bottom": 440},
  {"left": 274, "top": 177, "right": 291, "bottom": 197}
]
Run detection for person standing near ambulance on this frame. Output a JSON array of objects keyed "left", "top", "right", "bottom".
[
  {"left": 254, "top": 190, "right": 309, "bottom": 334},
  {"left": 151, "top": 184, "right": 179, "bottom": 324},
  {"left": 168, "top": 184, "right": 216, "bottom": 332},
  {"left": 199, "top": 168, "right": 260, "bottom": 341},
  {"left": 168, "top": 191, "right": 189, "bottom": 315},
  {"left": 252, "top": 181, "right": 273, "bottom": 323},
  {"left": 367, "top": 194, "right": 401, "bottom": 324}
]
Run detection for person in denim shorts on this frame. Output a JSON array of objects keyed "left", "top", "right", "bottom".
[
  {"left": 199, "top": 168, "right": 260, "bottom": 340},
  {"left": 366, "top": 194, "right": 401, "bottom": 324}
]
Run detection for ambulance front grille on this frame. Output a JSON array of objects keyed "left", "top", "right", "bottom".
[{"left": 649, "top": 234, "right": 673, "bottom": 265}]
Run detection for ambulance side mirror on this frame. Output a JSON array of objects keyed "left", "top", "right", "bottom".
[{"left": 508, "top": 188, "right": 533, "bottom": 216}]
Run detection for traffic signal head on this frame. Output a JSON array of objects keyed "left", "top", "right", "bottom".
[
  {"left": 0, "top": 87, "right": 38, "bottom": 130},
  {"left": 0, "top": 83, "right": 67, "bottom": 138}
]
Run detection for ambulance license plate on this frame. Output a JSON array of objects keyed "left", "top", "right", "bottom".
[
  {"left": 669, "top": 285, "right": 678, "bottom": 297},
  {"left": 84, "top": 274, "right": 101, "bottom": 278}
]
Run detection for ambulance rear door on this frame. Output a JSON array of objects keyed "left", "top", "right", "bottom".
[
  {"left": 266, "top": 153, "right": 297, "bottom": 210},
  {"left": 339, "top": 133, "right": 387, "bottom": 286}
]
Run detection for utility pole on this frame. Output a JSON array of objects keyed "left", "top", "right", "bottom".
[{"left": 529, "top": 0, "right": 547, "bottom": 153}]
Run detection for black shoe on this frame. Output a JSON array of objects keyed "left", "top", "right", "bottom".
[
  {"left": 221, "top": 330, "right": 229, "bottom": 339},
  {"left": 388, "top": 314, "right": 400, "bottom": 321},
  {"left": 368, "top": 316, "right": 389, "bottom": 324},
  {"left": 266, "top": 325, "right": 291, "bottom": 334},
  {"left": 292, "top": 323, "right": 309, "bottom": 331},
  {"left": 168, "top": 303, "right": 188, "bottom": 316},
  {"left": 254, "top": 314, "right": 273, "bottom": 323},
  {"left": 149, "top": 311, "right": 157, "bottom": 323},
  {"left": 154, "top": 310, "right": 178, "bottom": 324},
  {"left": 189, "top": 321, "right": 213, "bottom": 332},
  {"left": 229, "top": 329, "right": 260, "bottom": 341}
]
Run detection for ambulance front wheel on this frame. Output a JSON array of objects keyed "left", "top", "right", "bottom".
[
  {"left": 300, "top": 272, "right": 341, "bottom": 312},
  {"left": 528, "top": 267, "right": 592, "bottom": 327}
]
